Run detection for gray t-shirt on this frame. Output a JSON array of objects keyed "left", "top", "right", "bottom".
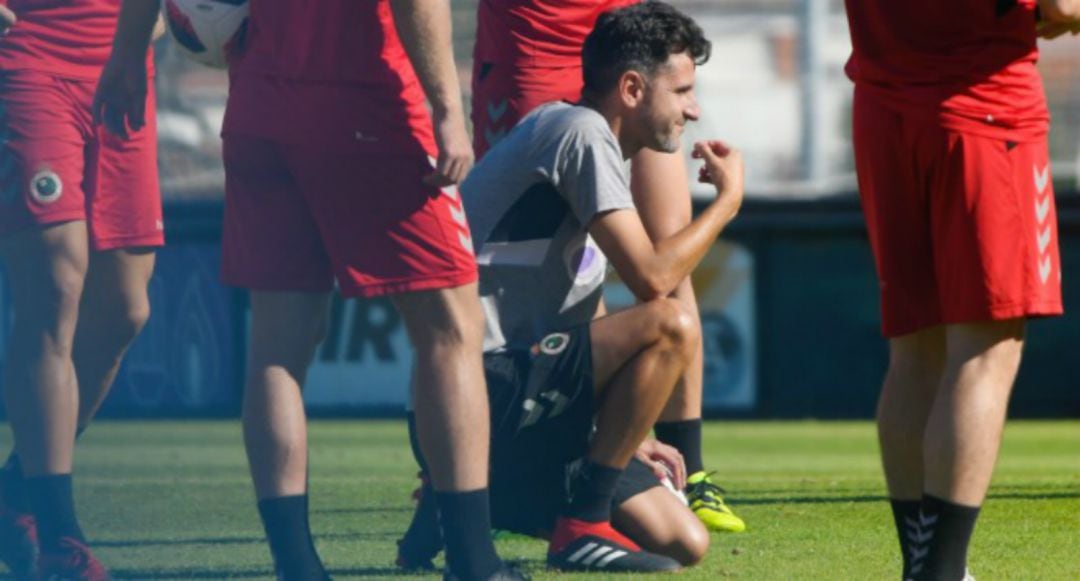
[{"left": 462, "top": 102, "right": 635, "bottom": 352}]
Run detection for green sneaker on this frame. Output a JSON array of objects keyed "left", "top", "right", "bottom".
[{"left": 686, "top": 471, "right": 746, "bottom": 533}]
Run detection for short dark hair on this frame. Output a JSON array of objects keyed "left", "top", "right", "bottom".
[{"left": 582, "top": 1, "right": 711, "bottom": 97}]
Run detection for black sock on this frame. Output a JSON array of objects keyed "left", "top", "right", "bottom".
[
  {"left": 910, "top": 495, "right": 980, "bottom": 581},
  {"left": 256, "top": 495, "right": 328, "bottom": 581},
  {"left": 434, "top": 489, "right": 501, "bottom": 580},
  {"left": 1, "top": 452, "right": 30, "bottom": 513},
  {"left": 398, "top": 483, "right": 443, "bottom": 568},
  {"left": 889, "top": 498, "right": 921, "bottom": 578},
  {"left": 26, "top": 474, "right": 85, "bottom": 551},
  {"left": 564, "top": 461, "right": 623, "bottom": 523},
  {"left": 654, "top": 419, "right": 704, "bottom": 475}
]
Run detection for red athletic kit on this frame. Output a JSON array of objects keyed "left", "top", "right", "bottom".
[
  {"left": 221, "top": 0, "right": 476, "bottom": 297},
  {"left": 472, "top": 0, "right": 636, "bottom": 156},
  {"left": 0, "top": 0, "right": 162, "bottom": 250},
  {"left": 845, "top": 0, "right": 1062, "bottom": 337}
]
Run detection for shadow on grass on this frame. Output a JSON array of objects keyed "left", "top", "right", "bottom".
[
  {"left": 95, "top": 531, "right": 397, "bottom": 549},
  {"left": 732, "top": 490, "right": 1080, "bottom": 506},
  {"left": 311, "top": 506, "right": 412, "bottom": 515},
  {"left": 111, "top": 568, "right": 270, "bottom": 579}
]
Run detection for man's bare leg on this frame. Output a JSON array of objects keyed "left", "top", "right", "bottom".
[
  {"left": 911, "top": 320, "right": 1024, "bottom": 581},
  {"left": 242, "top": 291, "right": 331, "bottom": 581},
  {"left": 547, "top": 298, "right": 697, "bottom": 572},
  {"left": 393, "top": 283, "right": 503, "bottom": 580},
  {"left": 0, "top": 222, "right": 95, "bottom": 567},
  {"left": 876, "top": 326, "right": 945, "bottom": 576},
  {"left": 72, "top": 247, "right": 156, "bottom": 429}
]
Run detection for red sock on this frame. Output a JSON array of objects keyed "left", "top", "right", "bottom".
[{"left": 548, "top": 517, "right": 641, "bottom": 555}]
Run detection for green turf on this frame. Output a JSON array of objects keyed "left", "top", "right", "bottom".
[{"left": 1, "top": 420, "right": 1077, "bottom": 580}]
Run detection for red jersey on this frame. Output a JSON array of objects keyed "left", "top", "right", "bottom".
[
  {"left": 844, "top": 0, "right": 1048, "bottom": 141},
  {"left": 474, "top": 0, "right": 636, "bottom": 67},
  {"left": 0, "top": 0, "right": 150, "bottom": 80},
  {"left": 223, "top": 0, "right": 435, "bottom": 155}
]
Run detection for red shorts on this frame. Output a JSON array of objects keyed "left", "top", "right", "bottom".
[
  {"left": 221, "top": 135, "right": 478, "bottom": 298},
  {"left": 853, "top": 89, "right": 1063, "bottom": 337},
  {"left": 0, "top": 70, "right": 163, "bottom": 250},
  {"left": 471, "top": 63, "right": 582, "bottom": 157}
]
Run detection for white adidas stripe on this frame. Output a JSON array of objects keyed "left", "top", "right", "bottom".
[
  {"left": 580, "top": 546, "right": 612, "bottom": 566},
  {"left": 596, "top": 550, "right": 628, "bottom": 568},
  {"left": 567, "top": 542, "right": 597, "bottom": 563}
]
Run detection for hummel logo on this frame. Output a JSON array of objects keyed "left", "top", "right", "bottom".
[
  {"left": 519, "top": 390, "right": 571, "bottom": 428},
  {"left": 458, "top": 231, "right": 474, "bottom": 254},
  {"left": 1034, "top": 164, "right": 1050, "bottom": 195},
  {"left": 918, "top": 512, "right": 938, "bottom": 527},
  {"left": 449, "top": 204, "right": 468, "bottom": 227},
  {"left": 1038, "top": 226, "right": 1052, "bottom": 253},
  {"left": 442, "top": 184, "right": 460, "bottom": 201},
  {"left": 907, "top": 528, "right": 933, "bottom": 544},
  {"left": 1035, "top": 196, "right": 1051, "bottom": 223},
  {"left": 1039, "top": 255, "right": 1052, "bottom": 284},
  {"left": 487, "top": 99, "right": 509, "bottom": 123}
]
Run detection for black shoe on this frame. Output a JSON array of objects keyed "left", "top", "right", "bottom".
[
  {"left": 443, "top": 565, "right": 531, "bottom": 581},
  {"left": 547, "top": 534, "right": 680, "bottom": 573}
]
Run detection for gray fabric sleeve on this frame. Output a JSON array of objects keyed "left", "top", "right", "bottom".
[{"left": 554, "top": 125, "right": 635, "bottom": 226}]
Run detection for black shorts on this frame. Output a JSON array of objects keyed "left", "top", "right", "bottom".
[{"left": 485, "top": 326, "right": 661, "bottom": 537}]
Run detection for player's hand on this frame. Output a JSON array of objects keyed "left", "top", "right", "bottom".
[
  {"left": 151, "top": 13, "right": 167, "bottom": 42},
  {"left": 1037, "top": 19, "right": 1080, "bottom": 38},
  {"left": 0, "top": 5, "right": 17, "bottom": 36},
  {"left": 635, "top": 439, "right": 687, "bottom": 490},
  {"left": 693, "top": 140, "right": 745, "bottom": 212},
  {"left": 93, "top": 52, "right": 149, "bottom": 140},
  {"left": 425, "top": 106, "right": 474, "bottom": 188}
]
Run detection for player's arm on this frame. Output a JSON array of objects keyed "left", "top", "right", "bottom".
[
  {"left": 0, "top": 2, "right": 17, "bottom": 36},
  {"left": 589, "top": 141, "right": 744, "bottom": 302},
  {"left": 390, "top": 0, "right": 474, "bottom": 187},
  {"left": 93, "top": 0, "right": 159, "bottom": 138}
]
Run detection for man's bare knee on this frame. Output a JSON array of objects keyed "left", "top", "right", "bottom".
[
  {"left": 674, "top": 521, "right": 710, "bottom": 566},
  {"left": 651, "top": 298, "right": 699, "bottom": 358},
  {"left": 395, "top": 285, "right": 484, "bottom": 353}
]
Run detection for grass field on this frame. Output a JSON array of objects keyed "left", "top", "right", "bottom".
[{"left": 0, "top": 420, "right": 1077, "bottom": 580}]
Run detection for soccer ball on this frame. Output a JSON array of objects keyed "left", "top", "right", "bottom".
[{"left": 163, "top": 0, "right": 249, "bottom": 69}]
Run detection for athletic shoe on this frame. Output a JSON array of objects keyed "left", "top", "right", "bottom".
[
  {"left": 0, "top": 463, "right": 38, "bottom": 581},
  {"left": 443, "top": 565, "right": 531, "bottom": 580},
  {"left": 37, "top": 537, "right": 109, "bottom": 581},
  {"left": 546, "top": 517, "right": 680, "bottom": 573},
  {"left": 0, "top": 507, "right": 38, "bottom": 580},
  {"left": 686, "top": 471, "right": 746, "bottom": 533}
]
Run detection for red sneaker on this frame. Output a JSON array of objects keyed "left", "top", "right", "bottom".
[
  {"left": 37, "top": 537, "right": 109, "bottom": 581},
  {"left": 0, "top": 506, "right": 38, "bottom": 580},
  {"left": 546, "top": 517, "right": 680, "bottom": 573}
]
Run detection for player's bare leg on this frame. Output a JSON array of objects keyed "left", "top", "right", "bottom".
[
  {"left": 630, "top": 148, "right": 744, "bottom": 532},
  {"left": 878, "top": 326, "right": 946, "bottom": 499},
  {"left": 613, "top": 486, "right": 709, "bottom": 566},
  {"left": 392, "top": 283, "right": 506, "bottom": 581},
  {"left": 71, "top": 247, "right": 155, "bottom": 429},
  {"left": 0, "top": 222, "right": 104, "bottom": 578},
  {"left": 909, "top": 319, "right": 1024, "bottom": 581},
  {"left": 588, "top": 298, "right": 698, "bottom": 469},
  {"left": 546, "top": 298, "right": 696, "bottom": 573},
  {"left": 876, "top": 325, "right": 945, "bottom": 577},
  {"left": 243, "top": 291, "right": 331, "bottom": 581}
]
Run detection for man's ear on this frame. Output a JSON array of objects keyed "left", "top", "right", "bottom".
[{"left": 618, "top": 70, "right": 647, "bottom": 108}]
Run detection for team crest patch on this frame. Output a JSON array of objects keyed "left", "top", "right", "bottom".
[
  {"left": 29, "top": 170, "right": 62, "bottom": 204},
  {"left": 539, "top": 332, "right": 570, "bottom": 356}
]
